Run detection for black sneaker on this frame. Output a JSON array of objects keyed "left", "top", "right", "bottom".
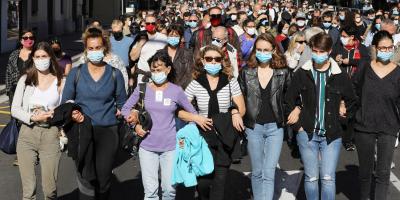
[{"left": 344, "top": 142, "right": 356, "bottom": 151}]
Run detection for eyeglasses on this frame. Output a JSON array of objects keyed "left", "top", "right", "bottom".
[
  {"left": 210, "top": 14, "right": 222, "bottom": 18},
  {"left": 323, "top": 21, "right": 332, "bottom": 23},
  {"left": 188, "top": 20, "right": 197, "bottom": 22},
  {"left": 145, "top": 22, "right": 156, "bottom": 25},
  {"left": 204, "top": 56, "right": 223, "bottom": 62},
  {"left": 22, "top": 36, "right": 34, "bottom": 40},
  {"left": 296, "top": 40, "right": 306, "bottom": 44},
  {"left": 377, "top": 45, "right": 395, "bottom": 52}
]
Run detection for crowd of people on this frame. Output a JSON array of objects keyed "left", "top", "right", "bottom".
[{"left": 5, "top": 0, "right": 400, "bottom": 200}]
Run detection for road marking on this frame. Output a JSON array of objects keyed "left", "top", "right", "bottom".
[
  {"left": 0, "top": 110, "right": 10, "bottom": 114},
  {"left": 390, "top": 171, "right": 400, "bottom": 192},
  {"left": 243, "top": 169, "right": 303, "bottom": 200}
]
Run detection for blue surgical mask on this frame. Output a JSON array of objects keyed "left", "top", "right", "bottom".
[
  {"left": 256, "top": 51, "right": 273, "bottom": 63},
  {"left": 87, "top": 50, "right": 104, "bottom": 64},
  {"left": 204, "top": 63, "right": 222, "bottom": 75},
  {"left": 188, "top": 21, "right": 198, "bottom": 28},
  {"left": 312, "top": 52, "right": 329, "bottom": 64},
  {"left": 377, "top": 51, "right": 393, "bottom": 62},
  {"left": 151, "top": 72, "right": 168, "bottom": 84},
  {"left": 323, "top": 22, "right": 332, "bottom": 29},
  {"left": 339, "top": 15, "right": 345, "bottom": 21},
  {"left": 375, "top": 24, "right": 381, "bottom": 30},
  {"left": 167, "top": 36, "right": 180, "bottom": 46}
]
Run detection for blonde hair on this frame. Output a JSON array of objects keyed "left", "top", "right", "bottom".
[
  {"left": 111, "top": 19, "right": 123, "bottom": 28},
  {"left": 82, "top": 26, "right": 111, "bottom": 55},
  {"left": 287, "top": 32, "right": 306, "bottom": 56},
  {"left": 194, "top": 45, "right": 233, "bottom": 80}
]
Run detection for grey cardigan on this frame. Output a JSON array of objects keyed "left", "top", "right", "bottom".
[{"left": 11, "top": 75, "right": 64, "bottom": 125}]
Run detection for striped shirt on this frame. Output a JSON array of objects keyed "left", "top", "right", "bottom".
[
  {"left": 311, "top": 67, "right": 331, "bottom": 137},
  {"left": 185, "top": 79, "right": 242, "bottom": 117}
]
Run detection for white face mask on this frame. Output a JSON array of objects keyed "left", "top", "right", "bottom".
[
  {"left": 231, "top": 15, "right": 237, "bottom": 21},
  {"left": 246, "top": 27, "right": 256, "bottom": 35},
  {"left": 340, "top": 37, "right": 349, "bottom": 46},
  {"left": 296, "top": 20, "right": 306, "bottom": 27},
  {"left": 34, "top": 58, "right": 51, "bottom": 71},
  {"left": 205, "top": 22, "right": 211, "bottom": 29},
  {"left": 282, "top": 28, "right": 288, "bottom": 35}
]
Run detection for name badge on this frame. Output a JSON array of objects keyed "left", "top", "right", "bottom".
[
  {"left": 155, "top": 91, "right": 163, "bottom": 102},
  {"left": 163, "top": 98, "right": 171, "bottom": 106}
]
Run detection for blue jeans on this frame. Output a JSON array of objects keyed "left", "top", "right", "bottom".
[
  {"left": 139, "top": 148, "right": 176, "bottom": 200},
  {"left": 246, "top": 123, "right": 284, "bottom": 200},
  {"left": 296, "top": 131, "right": 342, "bottom": 200}
]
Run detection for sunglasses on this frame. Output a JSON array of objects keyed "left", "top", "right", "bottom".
[
  {"left": 204, "top": 56, "right": 223, "bottom": 62},
  {"left": 212, "top": 37, "right": 223, "bottom": 43},
  {"left": 145, "top": 22, "right": 156, "bottom": 25},
  {"left": 323, "top": 21, "right": 332, "bottom": 23},
  {"left": 210, "top": 14, "right": 222, "bottom": 18},
  {"left": 188, "top": 20, "right": 197, "bottom": 22},
  {"left": 22, "top": 36, "right": 34, "bottom": 40}
]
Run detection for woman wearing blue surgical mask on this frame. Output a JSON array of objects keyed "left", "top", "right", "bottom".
[
  {"left": 353, "top": 31, "right": 400, "bottom": 200},
  {"left": 11, "top": 42, "right": 63, "bottom": 200},
  {"left": 121, "top": 50, "right": 203, "bottom": 200},
  {"left": 363, "top": 15, "right": 384, "bottom": 47},
  {"left": 61, "top": 26, "right": 127, "bottom": 199},
  {"left": 238, "top": 33, "right": 290, "bottom": 200},
  {"left": 163, "top": 24, "right": 194, "bottom": 90},
  {"left": 285, "top": 33, "right": 357, "bottom": 200},
  {"left": 184, "top": 45, "right": 246, "bottom": 200}
]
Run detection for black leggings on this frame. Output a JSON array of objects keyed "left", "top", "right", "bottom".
[
  {"left": 78, "top": 125, "right": 119, "bottom": 200},
  {"left": 355, "top": 131, "right": 396, "bottom": 200},
  {"left": 197, "top": 165, "right": 229, "bottom": 200}
]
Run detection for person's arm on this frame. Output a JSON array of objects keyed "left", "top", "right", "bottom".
[
  {"left": 285, "top": 70, "right": 302, "bottom": 125},
  {"left": 61, "top": 68, "right": 78, "bottom": 103},
  {"left": 10, "top": 76, "right": 33, "bottom": 125},
  {"left": 5, "top": 51, "right": 17, "bottom": 95},
  {"left": 64, "top": 63, "right": 72, "bottom": 76},
  {"left": 115, "top": 70, "right": 128, "bottom": 109},
  {"left": 341, "top": 73, "right": 357, "bottom": 120},
  {"left": 121, "top": 85, "right": 140, "bottom": 119},
  {"left": 130, "top": 39, "right": 146, "bottom": 61}
]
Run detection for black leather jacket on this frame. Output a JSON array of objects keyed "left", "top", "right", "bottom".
[{"left": 238, "top": 67, "right": 291, "bottom": 129}]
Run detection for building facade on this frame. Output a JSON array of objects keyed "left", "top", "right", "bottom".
[{"left": 0, "top": 0, "right": 126, "bottom": 54}]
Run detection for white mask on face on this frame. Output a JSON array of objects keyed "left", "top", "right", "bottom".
[
  {"left": 282, "top": 28, "right": 288, "bottom": 35},
  {"left": 246, "top": 27, "right": 256, "bottom": 35},
  {"left": 34, "top": 58, "right": 51, "bottom": 71},
  {"left": 296, "top": 20, "right": 306, "bottom": 27}
]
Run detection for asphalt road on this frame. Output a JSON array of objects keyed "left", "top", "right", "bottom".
[{"left": 0, "top": 99, "right": 400, "bottom": 200}]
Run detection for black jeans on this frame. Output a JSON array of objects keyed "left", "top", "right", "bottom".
[
  {"left": 197, "top": 165, "right": 229, "bottom": 200},
  {"left": 342, "top": 119, "right": 355, "bottom": 144},
  {"left": 78, "top": 125, "right": 119, "bottom": 200},
  {"left": 355, "top": 131, "right": 396, "bottom": 200}
]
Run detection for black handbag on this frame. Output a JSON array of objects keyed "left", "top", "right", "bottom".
[
  {"left": 0, "top": 118, "right": 20, "bottom": 154},
  {"left": 136, "top": 83, "right": 152, "bottom": 131}
]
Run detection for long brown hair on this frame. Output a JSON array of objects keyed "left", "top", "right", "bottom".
[
  {"left": 25, "top": 42, "right": 63, "bottom": 86},
  {"left": 193, "top": 45, "right": 233, "bottom": 80},
  {"left": 247, "top": 33, "right": 287, "bottom": 69}
]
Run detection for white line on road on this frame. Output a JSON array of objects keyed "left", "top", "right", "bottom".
[{"left": 390, "top": 171, "right": 400, "bottom": 192}]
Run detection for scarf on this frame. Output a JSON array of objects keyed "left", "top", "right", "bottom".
[{"left": 195, "top": 72, "right": 230, "bottom": 118}]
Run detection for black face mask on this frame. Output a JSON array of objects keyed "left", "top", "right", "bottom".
[
  {"left": 113, "top": 31, "right": 124, "bottom": 41},
  {"left": 53, "top": 49, "right": 62, "bottom": 58}
]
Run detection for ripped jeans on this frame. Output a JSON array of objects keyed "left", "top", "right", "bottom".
[{"left": 296, "top": 131, "right": 342, "bottom": 200}]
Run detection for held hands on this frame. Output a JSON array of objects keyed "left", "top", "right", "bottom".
[
  {"left": 126, "top": 110, "right": 139, "bottom": 124},
  {"left": 71, "top": 110, "right": 85, "bottom": 123},
  {"left": 287, "top": 106, "right": 301, "bottom": 125}
]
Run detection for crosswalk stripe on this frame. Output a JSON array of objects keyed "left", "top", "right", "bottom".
[{"left": 390, "top": 171, "right": 400, "bottom": 192}]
